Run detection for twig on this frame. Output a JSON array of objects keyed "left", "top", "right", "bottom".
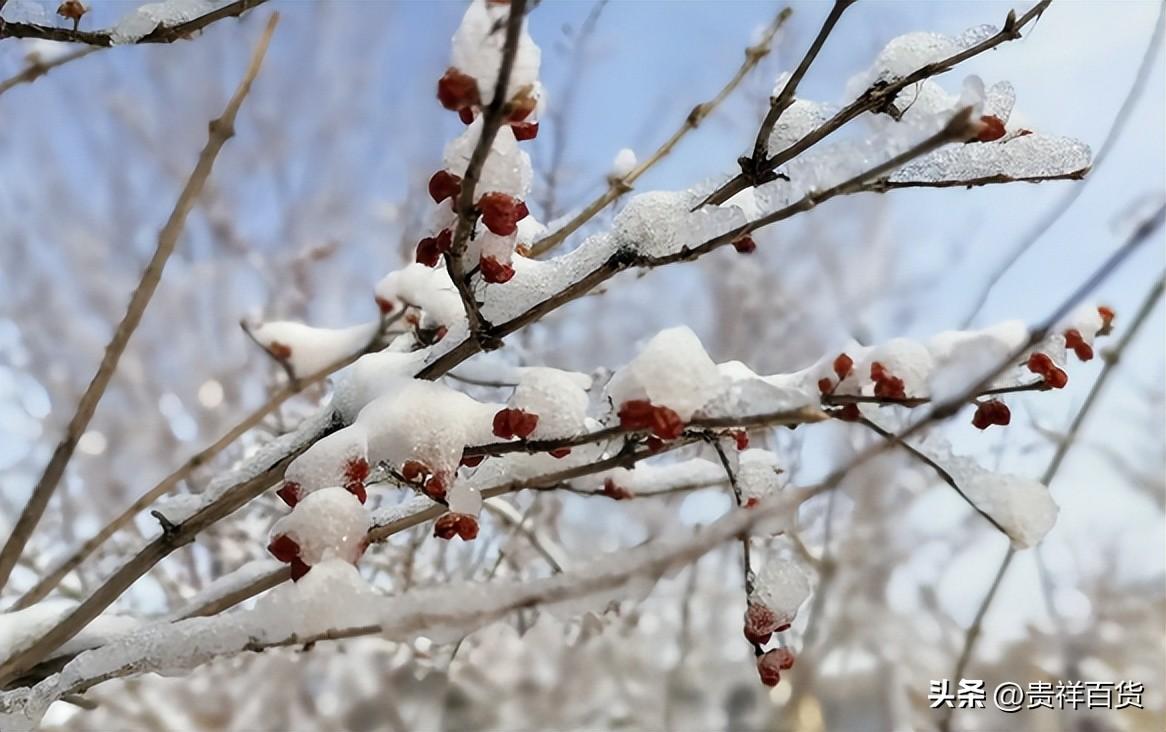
[
  {"left": 0, "top": 46, "right": 98, "bottom": 97},
  {"left": 443, "top": 0, "right": 529, "bottom": 348},
  {"left": 958, "top": 0, "right": 1165, "bottom": 327},
  {"left": 711, "top": 441, "right": 763, "bottom": 657},
  {"left": 12, "top": 316, "right": 387, "bottom": 610},
  {"left": 699, "top": 0, "right": 1052, "bottom": 207},
  {"left": 0, "top": 13, "right": 280, "bottom": 595},
  {"left": 939, "top": 271, "right": 1166, "bottom": 732},
  {"left": 529, "top": 5, "right": 793, "bottom": 257},
  {"left": 746, "top": 0, "right": 855, "bottom": 174},
  {"left": 0, "top": 0, "right": 269, "bottom": 46},
  {"left": 0, "top": 16, "right": 283, "bottom": 683},
  {"left": 856, "top": 417, "right": 1009, "bottom": 536}
]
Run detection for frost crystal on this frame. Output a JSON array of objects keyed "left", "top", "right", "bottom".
[
  {"left": 751, "top": 560, "right": 811, "bottom": 624},
  {"left": 890, "top": 134, "right": 1092, "bottom": 184},
  {"left": 110, "top": 0, "right": 216, "bottom": 44},
  {"left": 612, "top": 190, "right": 746, "bottom": 259},
  {"left": 444, "top": 118, "right": 533, "bottom": 198}
]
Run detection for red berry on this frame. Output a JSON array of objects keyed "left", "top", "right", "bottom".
[
  {"left": 346, "top": 482, "right": 367, "bottom": 504},
  {"left": 972, "top": 399, "right": 1010, "bottom": 430},
  {"left": 873, "top": 374, "right": 906, "bottom": 399},
  {"left": 549, "top": 447, "right": 571, "bottom": 459},
  {"left": 975, "top": 114, "right": 1007, "bottom": 142},
  {"left": 268, "top": 341, "right": 292, "bottom": 361},
  {"left": 645, "top": 436, "right": 665, "bottom": 453},
  {"left": 602, "top": 477, "right": 633, "bottom": 500},
  {"left": 817, "top": 377, "right": 833, "bottom": 395},
  {"left": 618, "top": 400, "right": 655, "bottom": 430},
  {"left": 276, "top": 481, "right": 302, "bottom": 508},
  {"left": 480, "top": 255, "right": 516, "bottom": 284},
  {"left": 289, "top": 557, "right": 311, "bottom": 582},
  {"left": 460, "top": 454, "right": 485, "bottom": 468},
  {"left": 424, "top": 474, "right": 447, "bottom": 501},
  {"left": 511, "top": 121, "right": 539, "bottom": 140},
  {"left": 1046, "top": 366, "right": 1068, "bottom": 389},
  {"left": 1026, "top": 352, "right": 1069, "bottom": 388},
  {"left": 434, "top": 512, "right": 479, "bottom": 541},
  {"left": 744, "top": 602, "right": 779, "bottom": 646},
  {"left": 375, "top": 295, "right": 395, "bottom": 315},
  {"left": 458, "top": 107, "right": 476, "bottom": 125},
  {"left": 428, "top": 170, "right": 462, "bottom": 204},
  {"left": 401, "top": 460, "right": 429, "bottom": 483},
  {"left": 267, "top": 533, "right": 300, "bottom": 563},
  {"left": 515, "top": 410, "right": 539, "bottom": 439},
  {"left": 1064, "top": 329, "right": 1094, "bottom": 362},
  {"left": 833, "top": 353, "right": 854, "bottom": 381},
  {"left": 433, "top": 325, "right": 448, "bottom": 343},
  {"left": 1098, "top": 306, "right": 1115, "bottom": 334},
  {"left": 834, "top": 404, "right": 861, "bottom": 422},
  {"left": 416, "top": 237, "right": 440, "bottom": 267},
  {"left": 768, "top": 647, "right": 796, "bottom": 671},
  {"left": 744, "top": 497, "right": 760, "bottom": 509},
  {"left": 492, "top": 409, "right": 515, "bottom": 440},
  {"left": 344, "top": 457, "right": 370, "bottom": 487},
  {"left": 649, "top": 404, "right": 684, "bottom": 440},
  {"left": 757, "top": 651, "right": 786, "bottom": 687},
  {"left": 732, "top": 235, "right": 757, "bottom": 254},
  {"left": 732, "top": 430, "right": 749, "bottom": 451},
  {"left": 437, "top": 67, "right": 480, "bottom": 111},
  {"left": 478, "top": 192, "right": 524, "bottom": 236}
]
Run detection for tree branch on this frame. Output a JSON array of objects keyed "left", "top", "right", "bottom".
[
  {"left": 528, "top": 5, "right": 793, "bottom": 257},
  {"left": 0, "top": 0, "right": 269, "bottom": 46},
  {"left": 0, "top": 46, "right": 97, "bottom": 97},
  {"left": 0, "top": 12, "right": 279, "bottom": 595},
  {"left": 746, "top": 0, "right": 855, "bottom": 174},
  {"left": 444, "top": 0, "right": 529, "bottom": 349},
  {"left": 699, "top": 0, "right": 1052, "bottom": 207}
]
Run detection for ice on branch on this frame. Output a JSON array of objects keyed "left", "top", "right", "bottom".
[
  {"left": 917, "top": 437, "right": 1058, "bottom": 548},
  {"left": 749, "top": 559, "right": 811, "bottom": 630},
  {"left": 612, "top": 190, "right": 747, "bottom": 260},
  {"left": 255, "top": 559, "right": 378, "bottom": 638},
  {"left": 248, "top": 320, "right": 379, "bottom": 376},
  {"left": 849, "top": 25, "right": 999, "bottom": 92},
  {"left": 374, "top": 263, "right": 465, "bottom": 329},
  {"left": 606, "top": 326, "right": 723, "bottom": 427},
  {"left": 331, "top": 349, "right": 428, "bottom": 422},
  {"left": 0, "top": 602, "right": 138, "bottom": 666},
  {"left": 585, "top": 458, "right": 726, "bottom": 500},
  {"left": 357, "top": 379, "right": 497, "bottom": 492},
  {"left": 268, "top": 487, "right": 371, "bottom": 579},
  {"left": 443, "top": 118, "right": 533, "bottom": 199},
  {"left": 507, "top": 368, "right": 591, "bottom": 440},
  {"left": 277, "top": 425, "right": 370, "bottom": 506},
  {"left": 889, "top": 133, "right": 1092, "bottom": 185},
  {"left": 110, "top": 0, "right": 217, "bottom": 44}
]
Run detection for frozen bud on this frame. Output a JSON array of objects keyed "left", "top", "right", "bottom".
[
  {"left": 1026, "top": 352, "right": 1068, "bottom": 389},
  {"left": 744, "top": 602, "right": 780, "bottom": 646},
  {"left": 437, "top": 67, "right": 481, "bottom": 111},
  {"left": 602, "top": 477, "right": 634, "bottom": 501},
  {"left": 492, "top": 407, "right": 539, "bottom": 439},
  {"left": 972, "top": 399, "right": 1011, "bottom": 430},
  {"left": 511, "top": 121, "right": 539, "bottom": 141},
  {"left": 480, "top": 255, "right": 516, "bottom": 284},
  {"left": 756, "top": 652, "right": 783, "bottom": 687},
  {"left": 276, "top": 482, "right": 303, "bottom": 508},
  {"left": 832, "top": 353, "right": 854, "bottom": 381},
  {"left": 434, "top": 512, "right": 480, "bottom": 541},
  {"left": 428, "top": 170, "right": 462, "bottom": 204},
  {"left": 57, "top": 0, "right": 86, "bottom": 27},
  {"left": 478, "top": 192, "right": 527, "bottom": 236},
  {"left": 973, "top": 114, "right": 1007, "bottom": 142},
  {"left": 732, "top": 235, "right": 757, "bottom": 254}
]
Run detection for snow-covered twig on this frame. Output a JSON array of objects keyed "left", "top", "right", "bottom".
[
  {"left": 940, "top": 270, "right": 1166, "bottom": 732},
  {"left": 0, "top": 12, "right": 280, "bottom": 597},
  {"left": 747, "top": 0, "right": 855, "bottom": 174},
  {"left": 529, "top": 5, "right": 794, "bottom": 257},
  {"left": 13, "top": 314, "right": 393, "bottom": 611},
  {"left": 0, "top": 0, "right": 270, "bottom": 46},
  {"left": 700, "top": 0, "right": 1052, "bottom": 206}
]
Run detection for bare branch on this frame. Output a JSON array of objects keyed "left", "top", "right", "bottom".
[
  {"left": 0, "top": 46, "right": 97, "bottom": 97},
  {"left": 0, "top": 12, "right": 280, "bottom": 594}
]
